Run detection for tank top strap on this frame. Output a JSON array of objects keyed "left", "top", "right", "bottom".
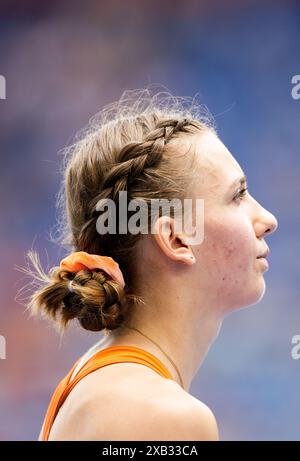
[{"left": 40, "top": 345, "right": 174, "bottom": 441}]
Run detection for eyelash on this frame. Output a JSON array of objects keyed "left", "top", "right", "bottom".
[{"left": 234, "top": 187, "right": 248, "bottom": 202}]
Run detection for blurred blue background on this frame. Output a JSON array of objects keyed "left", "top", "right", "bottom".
[{"left": 0, "top": 0, "right": 299, "bottom": 440}]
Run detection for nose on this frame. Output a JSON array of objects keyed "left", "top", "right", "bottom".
[{"left": 254, "top": 204, "right": 278, "bottom": 239}]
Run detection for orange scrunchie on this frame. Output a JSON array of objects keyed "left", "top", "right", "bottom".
[{"left": 59, "top": 251, "right": 125, "bottom": 288}]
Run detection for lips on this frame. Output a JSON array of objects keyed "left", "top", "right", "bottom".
[
  {"left": 256, "top": 248, "right": 270, "bottom": 259},
  {"left": 257, "top": 256, "right": 269, "bottom": 270}
]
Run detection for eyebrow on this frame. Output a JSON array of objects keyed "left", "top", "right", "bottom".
[{"left": 228, "top": 174, "right": 247, "bottom": 191}]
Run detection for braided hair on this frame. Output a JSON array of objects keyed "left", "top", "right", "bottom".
[{"left": 23, "top": 86, "right": 215, "bottom": 332}]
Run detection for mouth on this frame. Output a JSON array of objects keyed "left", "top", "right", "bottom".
[
  {"left": 256, "top": 248, "right": 270, "bottom": 269},
  {"left": 256, "top": 257, "right": 269, "bottom": 270},
  {"left": 256, "top": 247, "right": 270, "bottom": 270},
  {"left": 256, "top": 247, "right": 270, "bottom": 260}
]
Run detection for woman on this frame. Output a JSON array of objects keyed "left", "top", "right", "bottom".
[{"left": 26, "top": 88, "right": 278, "bottom": 441}]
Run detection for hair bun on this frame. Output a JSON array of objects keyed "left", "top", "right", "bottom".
[
  {"left": 60, "top": 268, "right": 128, "bottom": 331},
  {"left": 21, "top": 251, "right": 130, "bottom": 333}
]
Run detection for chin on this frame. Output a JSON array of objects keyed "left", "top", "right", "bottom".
[
  {"left": 253, "top": 278, "right": 267, "bottom": 304},
  {"left": 225, "top": 279, "right": 267, "bottom": 315},
  {"left": 241, "top": 278, "right": 267, "bottom": 310}
]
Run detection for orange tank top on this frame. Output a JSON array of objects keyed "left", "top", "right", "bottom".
[{"left": 40, "top": 345, "right": 174, "bottom": 441}]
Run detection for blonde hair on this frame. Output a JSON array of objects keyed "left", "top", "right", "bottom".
[{"left": 21, "top": 86, "right": 216, "bottom": 332}]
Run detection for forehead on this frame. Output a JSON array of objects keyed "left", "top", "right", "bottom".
[{"left": 192, "top": 131, "right": 244, "bottom": 195}]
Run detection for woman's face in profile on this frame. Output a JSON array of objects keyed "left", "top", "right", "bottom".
[{"left": 190, "top": 131, "right": 278, "bottom": 314}]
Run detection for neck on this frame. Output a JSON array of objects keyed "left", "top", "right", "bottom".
[{"left": 105, "top": 288, "right": 224, "bottom": 392}]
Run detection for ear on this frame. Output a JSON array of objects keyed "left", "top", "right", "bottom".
[{"left": 152, "top": 216, "right": 196, "bottom": 265}]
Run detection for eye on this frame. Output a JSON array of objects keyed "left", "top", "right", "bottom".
[{"left": 233, "top": 187, "right": 248, "bottom": 203}]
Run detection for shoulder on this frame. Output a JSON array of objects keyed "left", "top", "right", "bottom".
[
  {"left": 88, "top": 380, "right": 219, "bottom": 440},
  {"left": 179, "top": 397, "right": 219, "bottom": 441},
  {"left": 151, "top": 388, "right": 219, "bottom": 441},
  {"left": 49, "top": 363, "right": 219, "bottom": 441}
]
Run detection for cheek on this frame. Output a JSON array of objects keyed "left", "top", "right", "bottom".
[{"left": 197, "top": 217, "right": 255, "bottom": 280}]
